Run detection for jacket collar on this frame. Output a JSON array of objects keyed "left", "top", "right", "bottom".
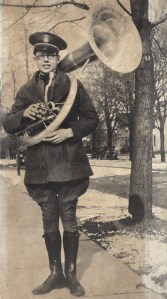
[{"left": 31, "top": 69, "right": 70, "bottom": 103}]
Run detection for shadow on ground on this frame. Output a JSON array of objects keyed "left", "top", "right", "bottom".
[
  {"left": 79, "top": 215, "right": 167, "bottom": 248},
  {"left": 152, "top": 171, "right": 167, "bottom": 208},
  {"left": 89, "top": 175, "right": 130, "bottom": 199},
  {"left": 89, "top": 171, "right": 167, "bottom": 209}
]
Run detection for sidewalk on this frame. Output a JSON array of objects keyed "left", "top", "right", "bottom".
[{"left": 0, "top": 178, "right": 164, "bottom": 299}]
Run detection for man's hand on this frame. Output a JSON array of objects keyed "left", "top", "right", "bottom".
[
  {"left": 23, "top": 104, "right": 40, "bottom": 120},
  {"left": 43, "top": 128, "right": 73, "bottom": 144}
]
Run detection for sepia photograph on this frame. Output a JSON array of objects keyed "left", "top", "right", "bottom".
[{"left": 0, "top": 0, "right": 167, "bottom": 298}]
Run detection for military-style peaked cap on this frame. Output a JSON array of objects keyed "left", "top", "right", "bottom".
[{"left": 29, "top": 32, "right": 67, "bottom": 53}]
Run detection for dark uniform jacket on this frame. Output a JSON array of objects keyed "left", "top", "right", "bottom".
[{"left": 3, "top": 70, "right": 99, "bottom": 184}]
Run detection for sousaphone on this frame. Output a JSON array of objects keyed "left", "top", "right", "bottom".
[{"left": 18, "top": 0, "right": 142, "bottom": 147}]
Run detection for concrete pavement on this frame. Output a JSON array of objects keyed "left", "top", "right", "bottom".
[{"left": 0, "top": 178, "right": 164, "bottom": 299}]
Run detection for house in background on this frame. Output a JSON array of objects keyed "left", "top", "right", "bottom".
[
  {"left": 113, "top": 127, "right": 129, "bottom": 153},
  {"left": 153, "top": 120, "right": 167, "bottom": 153},
  {"left": 84, "top": 115, "right": 167, "bottom": 156}
]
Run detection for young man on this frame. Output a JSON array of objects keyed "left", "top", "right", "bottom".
[{"left": 3, "top": 32, "right": 99, "bottom": 297}]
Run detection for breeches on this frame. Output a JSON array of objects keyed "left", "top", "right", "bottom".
[{"left": 26, "top": 178, "right": 89, "bottom": 233}]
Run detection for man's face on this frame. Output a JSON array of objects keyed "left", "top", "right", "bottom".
[{"left": 34, "top": 51, "right": 59, "bottom": 73}]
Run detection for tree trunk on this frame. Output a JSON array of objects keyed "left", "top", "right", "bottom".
[
  {"left": 129, "top": 112, "right": 134, "bottom": 161},
  {"left": 160, "top": 127, "right": 165, "bottom": 162},
  {"left": 105, "top": 113, "right": 113, "bottom": 159},
  {"left": 129, "top": 0, "right": 154, "bottom": 220},
  {"left": 91, "top": 130, "right": 97, "bottom": 153},
  {"left": 24, "top": 27, "right": 30, "bottom": 81}
]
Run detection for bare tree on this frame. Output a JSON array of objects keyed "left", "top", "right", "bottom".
[
  {"left": 115, "top": 74, "right": 135, "bottom": 161},
  {"left": 82, "top": 61, "right": 134, "bottom": 159},
  {"left": 152, "top": 24, "right": 167, "bottom": 162},
  {"left": 7, "top": 53, "right": 18, "bottom": 102},
  {"left": 129, "top": 0, "right": 167, "bottom": 221}
]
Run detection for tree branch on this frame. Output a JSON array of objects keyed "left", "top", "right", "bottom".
[
  {"left": 116, "top": 0, "right": 132, "bottom": 16},
  {"left": 49, "top": 16, "right": 86, "bottom": 31},
  {"left": 3, "top": 0, "right": 39, "bottom": 33},
  {"left": 0, "top": 1, "right": 89, "bottom": 10},
  {"left": 153, "top": 37, "right": 167, "bottom": 58},
  {"left": 152, "top": 13, "right": 167, "bottom": 28}
]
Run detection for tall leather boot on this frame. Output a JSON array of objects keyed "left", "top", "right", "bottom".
[
  {"left": 63, "top": 231, "right": 85, "bottom": 296},
  {"left": 32, "top": 231, "right": 66, "bottom": 295}
]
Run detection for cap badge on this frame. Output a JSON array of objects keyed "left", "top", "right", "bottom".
[{"left": 43, "top": 36, "right": 50, "bottom": 43}]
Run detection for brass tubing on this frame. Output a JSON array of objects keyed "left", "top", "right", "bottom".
[{"left": 59, "top": 43, "right": 97, "bottom": 73}]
